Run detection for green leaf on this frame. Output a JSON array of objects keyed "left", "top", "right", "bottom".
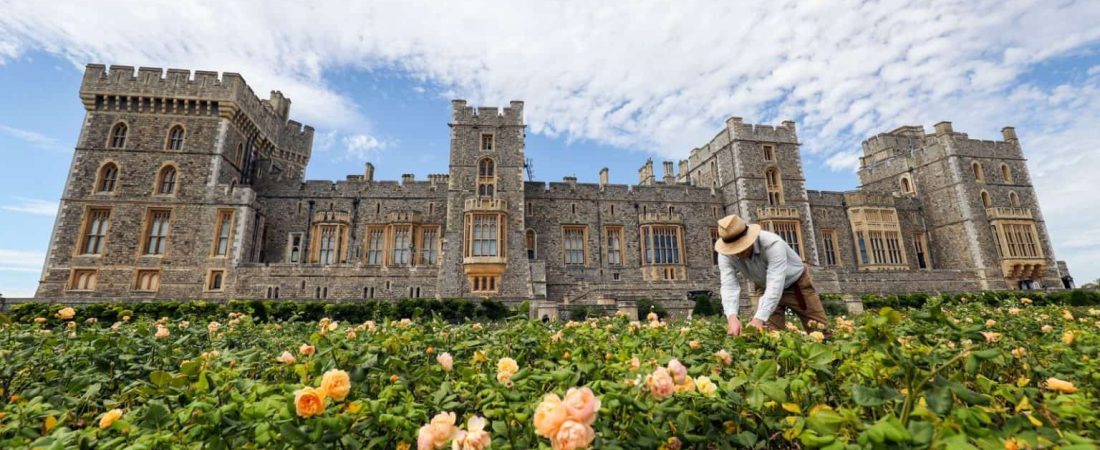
[
  {"left": 150, "top": 371, "right": 171, "bottom": 388},
  {"left": 852, "top": 385, "right": 896, "bottom": 407},
  {"left": 752, "top": 360, "right": 778, "bottom": 381}
]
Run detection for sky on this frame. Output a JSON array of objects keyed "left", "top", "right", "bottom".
[{"left": 0, "top": 0, "right": 1099, "bottom": 297}]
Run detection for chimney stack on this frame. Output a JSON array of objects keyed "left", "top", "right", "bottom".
[
  {"left": 662, "top": 161, "right": 676, "bottom": 184},
  {"left": 401, "top": 173, "right": 414, "bottom": 185},
  {"left": 599, "top": 167, "right": 609, "bottom": 187},
  {"left": 364, "top": 163, "right": 375, "bottom": 182}
]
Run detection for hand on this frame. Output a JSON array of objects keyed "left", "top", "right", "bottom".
[
  {"left": 747, "top": 318, "right": 765, "bottom": 332},
  {"left": 726, "top": 315, "right": 742, "bottom": 336}
]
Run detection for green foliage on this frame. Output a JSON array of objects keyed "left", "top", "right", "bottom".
[
  {"left": 859, "top": 289, "right": 1100, "bottom": 310},
  {"left": 690, "top": 295, "right": 720, "bottom": 317},
  {"left": 636, "top": 298, "right": 667, "bottom": 320},
  {"left": 0, "top": 299, "right": 1097, "bottom": 448}
]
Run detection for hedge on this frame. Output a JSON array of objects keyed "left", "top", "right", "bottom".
[
  {"left": 6, "top": 298, "right": 512, "bottom": 324},
  {"left": 861, "top": 289, "right": 1100, "bottom": 310}
]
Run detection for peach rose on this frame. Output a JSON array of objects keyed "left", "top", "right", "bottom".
[
  {"left": 294, "top": 386, "right": 327, "bottom": 417},
  {"left": 34, "top": 317, "right": 46, "bottom": 324},
  {"left": 715, "top": 350, "right": 732, "bottom": 366},
  {"left": 98, "top": 408, "right": 122, "bottom": 429},
  {"left": 277, "top": 351, "right": 297, "bottom": 365},
  {"left": 985, "top": 319, "right": 996, "bottom": 327},
  {"left": 809, "top": 331, "right": 825, "bottom": 343},
  {"left": 646, "top": 368, "right": 675, "bottom": 399},
  {"left": 155, "top": 326, "right": 170, "bottom": 339},
  {"left": 321, "top": 369, "right": 351, "bottom": 401},
  {"left": 688, "top": 340, "right": 701, "bottom": 350},
  {"left": 534, "top": 394, "right": 568, "bottom": 437},
  {"left": 551, "top": 420, "right": 595, "bottom": 450},
  {"left": 674, "top": 376, "right": 696, "bottom": 394},
  {"left": 1043, "top": 377, "right": 1076, "bottom": 394},
  {"left": 417, "top": 412, "right": 458, "bottom": 450},
  {"left": 667, "top": 359, "right": 687, "bottom": 384},
  {"left": 207, "top": 321, "right": 221, "bottom": 333},
  {"left": 629, "top": 356, "right": 641, "bottom": 371},
  {"left": 1008, "top": 307, "right": 1021, "bottom": 315},
  {"left": 563, "top": 387, "right": 601, "bottom": 425},
  {"left": 1062, "top": 310, "right": 1074, "bottom": 321},
  {"left": 437, "top": 352, "right": 454, "bottom": 372},
  {"left": 497, "top": 357, "right": 519, "bottom": 384},
  {"left": 56, "top": 307, "right": 76, "bottom": 321},
  {"left": 346, "top": 330, "right": 357, "bottom": 340},
  {"left": 1062, "top": 331, "right": 1075, "bottom": 345},
  {"left": 1011, "top": 347, "right": 1027, "bottom": 358},
  {"left": 646, "top": 312, "right": 658, "bottom": 322},
  {"left": 299, "top": 344, "right": 315, "bottom": 356},
  {"left": 980, "top": 332, "right": 1001, "bottom": 343},
  {"left": 1041, "top": 325, "right": 1054, "bottom": 333},
  {"left": 452, "top": 415, "right": 491, "bottom": 450},
  {"left": 1020, "top": 297, "right": 1032, "bottom": 304}
]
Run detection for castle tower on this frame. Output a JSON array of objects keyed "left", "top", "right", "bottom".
[{"left": 439, "top": 100, "right": 531, "bottom": 298}]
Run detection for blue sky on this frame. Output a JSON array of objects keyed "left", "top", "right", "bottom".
[{"left": 1, "top": 1, "right": 1099, "bottom": 296}]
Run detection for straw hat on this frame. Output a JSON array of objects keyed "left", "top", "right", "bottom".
[{"left": 713, "top": 214, "right": 761, "bottom": 255}]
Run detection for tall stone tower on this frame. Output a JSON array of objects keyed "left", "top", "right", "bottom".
[
  {"left": 858, "top": 122, "right": 1059, "bottom": 289},
  {"left": 439, "top": 100, "right": 531, "bottom": 298}
]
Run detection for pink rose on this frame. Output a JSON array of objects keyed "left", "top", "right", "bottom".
[
  {"left": 667, "top": 359, "right": 687, "bottom": 384},
  {"left": 646, "top": 367, "right": 675, "bottom": 399},
  {"left": 437, "top": 352, "right": 454, "bottom": 372},
  {"left": 534, "top": 394, "right": 568, "bottom": 437},
  {"left": 551, "top": 420, "right": 595, "bottom": 450},
  {"left": 452, "top": 416, "right": 491, "bottom": 450},
  {"left": 714, "top": 350, "right": 732, "bottom": 366},
  {"left": 563, "top": 387, "right": 601, "bottom": 425},
  {"left": 417, "top": 412, "right": 457, "bottom": 450},
  {"left": 277, "top": 351, "right": 297, "bottom": 365}
]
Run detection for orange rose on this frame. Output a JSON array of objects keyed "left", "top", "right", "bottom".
[
  {"left": 294, "top": 387, "right": 326, "bottom": 417},
  {"left": 551, "top": 420, "right": 595, "bottom": 450},
  {"left": 1043, "top": 377, "right": 1076, "bottom": 394},
  {"left": 299, "top": 344, "right": 315, "bottom": 356},
  {"left": 563, "top": 387, "right": 600, "bottom": 425},
  {"left": 321, "top": 369, "right": 351, "bottom": 401},
  {"left": 56, "top": 307, "right": 76, "bottom": 321},
  {"left": 98, "top": 408, "right": 122, "bottom": 429},
  {"left": 534, "top": 394, "right": 568, "bottom": 437}
]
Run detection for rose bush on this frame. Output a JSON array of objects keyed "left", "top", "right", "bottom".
[{"left": 0, "top": 298, "right": 1096, "bottom": 449}]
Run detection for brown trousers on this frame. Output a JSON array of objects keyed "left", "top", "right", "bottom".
[{"left": 754, "top": 269, "right": 830, "bottom": 335}]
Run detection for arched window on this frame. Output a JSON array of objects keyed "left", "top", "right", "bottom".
[
  {"left": 899, "top": 175, "right": 914, "bottom": 194},
  {"left": 972, "top": 162, "right": 985, "bottom": 182},
  {"left": 477, "top": 158, "right": 496, "bottom": 198},
  {"left": 166, "top": 126, "right": 185, "bottom": 150},
  {"left": 526, "top": 229, "right": 537, "bottom": 259},
  {"left": 765, "top": 168, "right": 783, "bottom": 205},
  {"left": 96, "top": 163, "right": 119, "bottom": 193},
  {"left": 981, "top": 190, "right": 992, "bottom": 208},
  {"left": 156, "top": 165, "right": 177, "bottom": 195},
  {"left": 1009, "top": 191, "right": 1020, "bottom": 207},
  {"left": 1001, "top": 164, "right": 1012, "bottom": 183},
  {"left": 108, "top": 123, "right": 128, "bottom": 148}
]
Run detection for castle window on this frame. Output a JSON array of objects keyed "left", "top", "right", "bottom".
[
  {"left": 1001, "top": 164, "right": 1013, "bottom": 183},
  {"left": 481, "top": 133, "right": 494, "bottom": 151},
  {"left": 287, "top": 233, "right": 303, "bottom": 263},
  {"left": 390, "top": 225, "right": 412, "bottom": 266},
  {"left": 211, "top": 209, "right": 234, "bottom": 257},
  {"left": 418, "top": 226, "right": 440, "bottom": 265},
  {"left": 365, "top": 227, "right": 385, "bottom": 265},
  {"left": 108, "top": 123, "right": 127, "bottom": 148},
  {"left": 972, "top": 162, "right": 985, "bottom": 182},
  {"left": 899, "top": 175, "right": 914, "bottom": 194},
  {"left": 563, "top": 225, "right": 587, "bottom": 265},
  {"left": 641, "top": 225, "right": 682, "bottom": 265},
  {"left": 913, "top": 233, "right": 929, "bottom": 269},
  {"left": 133, "top": 269, "right": 161, "bottom": 292},
  {"left": 166, "top": 126, "right": 185, "bottom": 150},
  {"left": 710, "top": 227, "right": 720, "bottom": 265},
  {"left": 848, "top": 207, "right": 907, "bottom": 270},
  {"left": 156, "top": 165, "right": 177, "bottom": 195},
  {"left": 142, "top": 209, "right": 172, "bottom": 256},
  {"left": 765, "top": 168, "right": 784, "bottom": 205},
  {"left": 78, "top": 208, "right": 111, "bottom": 255},
  {"left": 1009, "top": 191, "right": 1020, "bottom": 208},
  {"left": 364, "top": 286, "right": 375, "bottom": 299},
  {"left": 763, "top": 145, "right": 776, "bottom": 161},
  {"left": 993, "top": 222, "right": 1042, "bottom": 259},
  {"left": 470, "top": 275, "right": 499, "bottom": 294},
  {"left": 96, "top": 163, "right": 119, "bottom": 193},
  {"left": 234, "top": 144, "right": 245, "bottom": 167},
  {"left": 763, "top": 220, "right": 804, "bottom": 258},
  {"left": 821, "top": 229, "right": 839, "bottom": 266},
  {"left": 471, "top": 214, "right": 500, "bottom": 257},
  {"left": 981, "top": 190, "right": 992, "bottom": 208},
  {"left": 316, "top": 225, "right": 341, "bottom": 265},
  {"left": 68, "top": 269, "right": 98, "bottom": 291},
  {"left": 526, "top": 229, "right": 537, "bottom": 260},
  {"left": 206, "top": 270, "right": 225, "bottom": 291},
  {"left": 710, "top": 159, "right": 719, "bottom": 186},
  {"left": 605, "top": 226, "right": 623, "bottom": 266},
  {"left": 477, "top": 158, "right": 496, "bottom": 198}
]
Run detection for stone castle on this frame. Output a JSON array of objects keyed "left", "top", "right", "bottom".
[{"left": 34, "top": 64, "right": 1074, "bottom": 316}]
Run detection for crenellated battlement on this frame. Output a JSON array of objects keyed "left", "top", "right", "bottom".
[
  {"left": 860, "top": 122, "right": 1022, "bottom": 169},
  {"left": 725, "top": 117, "right": 799, "bottom": 144},
  {"left": 81, "top": 64, "right": 314, "bottom": 160},
  {"left": 450, "top": 99, "right": 524, "bottom": 126}
]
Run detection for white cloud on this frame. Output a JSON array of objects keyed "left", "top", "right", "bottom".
[
  {"left": 0, "top": 0, "right": 1099, "bottom": 281},
  {"left": 0, "top": 124, "right": 63, "bottom": 150},
  {"left": 0, "top": 249, "right": 44, "bottom": 273},
  {"left": 2, "top": 197, "right": 58, "bottom": 216}
]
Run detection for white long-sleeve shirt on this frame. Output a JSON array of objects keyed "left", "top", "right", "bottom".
[{"left": 719, "top": 230, "right": 805, "bottom": 322}]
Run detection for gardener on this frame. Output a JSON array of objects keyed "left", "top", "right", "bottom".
[{"left": 714, "top": 214, "right": 829, "bottom": 337}]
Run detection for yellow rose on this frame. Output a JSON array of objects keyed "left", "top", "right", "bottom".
[
  {"left": 1043, "top": 377, "right": 1076, "bottom": 394},
  {"left": 294, "top": 386, "right": 327, "bottom": 417},
  {"left": 320, "top": 369, "right": 351, "bottom": 401},
  {"left": 1061, "top": 331, "right": 1075, "bottom": 345},
  {"left": 56, "top": 307, "right": 76, "bottom": 321},
  {"left": 99, "top": 408, "right": 123, "bottom": 429},
  {"left": 695, "top": 376, "right": 718, "bottom": 397}
]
